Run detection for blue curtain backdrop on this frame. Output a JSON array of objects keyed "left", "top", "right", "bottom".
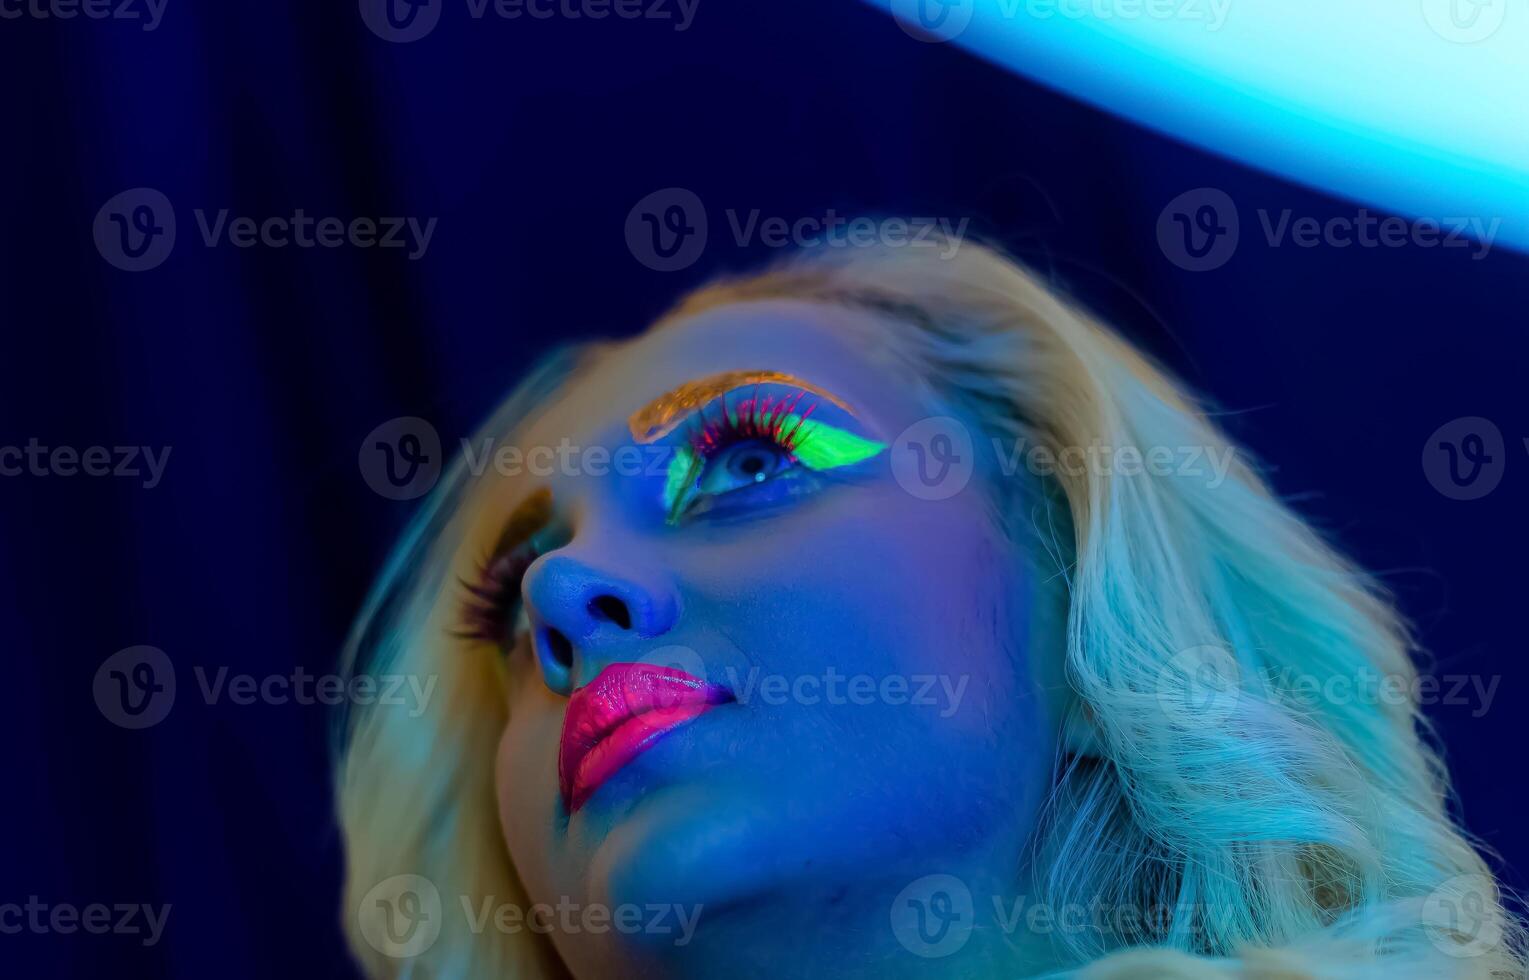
[{"left": 3, "top": 1, "right": 1526, "bottom": 976}]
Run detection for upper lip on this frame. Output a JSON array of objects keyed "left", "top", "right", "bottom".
[{"left": 558, "top": 663, "right": 731, "bottom": 813}]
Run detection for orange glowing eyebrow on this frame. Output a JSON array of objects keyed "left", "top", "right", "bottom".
[{"left": 627, "top": 370, "right": 855, "bottom": 444}]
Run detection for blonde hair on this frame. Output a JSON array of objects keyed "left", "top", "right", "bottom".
[{"left": 337, "top": 239, "right": 1524, "bottom": 978}]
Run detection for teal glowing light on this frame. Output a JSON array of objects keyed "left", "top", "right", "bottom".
[{"left": 875, "top": 0, "right": 1529, "bottom": 253}]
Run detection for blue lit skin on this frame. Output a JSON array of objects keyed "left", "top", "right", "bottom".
[{"left": 487, "top": 300, "right": 1066, "bottom": 978}]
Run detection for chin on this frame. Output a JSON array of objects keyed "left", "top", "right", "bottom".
[{"left": 584, "top": 774, "right": 779, "bottom": 915}]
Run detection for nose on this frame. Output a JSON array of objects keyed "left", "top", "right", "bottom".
[{"left": 521, "top": 551, "right": 680, "bottom": 694}]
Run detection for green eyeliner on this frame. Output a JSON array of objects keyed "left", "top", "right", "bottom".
[
  {"left": 663, "top": 445, "right": 702, "bottom": 524},
  {"left": 660, "top": 415, "right": 886, "bottom": 522},
  {"left": 787, "top": 418, "right": 886, "bottom": 470}
]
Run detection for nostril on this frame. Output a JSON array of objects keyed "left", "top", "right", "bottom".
[
  {"left": 588, "top": 594, "right": 632, "bottom": 630},
  {"left": 542, "top": 627, "right": 573, "bottom": 668}
]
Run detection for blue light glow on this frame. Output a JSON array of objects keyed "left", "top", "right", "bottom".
[{"left": 875, "top": 0, "right": 1529, "bottom": 252}]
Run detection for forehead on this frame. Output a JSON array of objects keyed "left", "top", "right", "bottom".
[{"left": 521, "top": 299, "right": 917, "bottom": 449}]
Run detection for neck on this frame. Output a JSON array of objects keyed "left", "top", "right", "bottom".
[{"left": 600, "top": 862, "right": 1065, "bottom": 980}]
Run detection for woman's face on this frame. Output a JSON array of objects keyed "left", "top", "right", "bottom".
[{"left": 473, "top": 300, "right": 1060, "bottom": 978}]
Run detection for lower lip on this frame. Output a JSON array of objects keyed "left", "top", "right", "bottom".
[{"left": 567, "top": 702, "right": 717, "bottom": 813}]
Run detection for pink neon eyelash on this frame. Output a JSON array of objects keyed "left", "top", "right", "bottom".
[
  {"left": 454, "top": 549, "right": 535, "bottom": 645},
  {"left": 684, "top": 387, "right": 821, "bottom": 460}
]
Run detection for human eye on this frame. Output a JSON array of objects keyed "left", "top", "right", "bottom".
[
  {"left": 453, "top": 488, "right": 558, "bottom": 654},
  {"left": 660, "top": 388, "right": 886, "bottom": 523},
  {"left": 694, "top": 438, "right": 797, "bottom": 496}
]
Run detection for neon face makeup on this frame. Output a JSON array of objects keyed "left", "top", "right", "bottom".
[
  {"left": 456, "top": 378, "right": 884, "bottom": 650},
  {"left": 494, "top": 304, "right": 1053, "bottom": 980},
  {"left": 652, "top": 383, "right": 888, "bottom": 523},
  {"left": 558, "top": 663, "right": 733, "bottom": 813}
]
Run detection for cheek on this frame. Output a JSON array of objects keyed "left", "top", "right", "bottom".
[
  {"left": 495, "top": 660, "right": 566, "bottom": 901},
  {"left": 685, "top": 487, "right": 1050, "bottom": 828},
  {"left": 696, "top": 486, "right": 1029, "bottom": 703}
]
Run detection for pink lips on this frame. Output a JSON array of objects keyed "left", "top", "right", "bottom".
[{"left": 558, "top": 663, "right": 730, "bottom": 813}]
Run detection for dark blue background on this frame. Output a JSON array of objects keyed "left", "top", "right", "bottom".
[{"left": 3, "top": 1, "right": 1525, "bottom": 976}]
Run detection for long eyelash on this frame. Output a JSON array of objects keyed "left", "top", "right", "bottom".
[
  {"left": 453, "top": 548, "right": 534, "bottom": 645},
  {"left": 684, "top": 386, "right": 821, "bottom": 460}
]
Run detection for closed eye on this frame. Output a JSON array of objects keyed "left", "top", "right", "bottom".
[{"left": 454, "top": 487, "right": 555, "bottom": 651}]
